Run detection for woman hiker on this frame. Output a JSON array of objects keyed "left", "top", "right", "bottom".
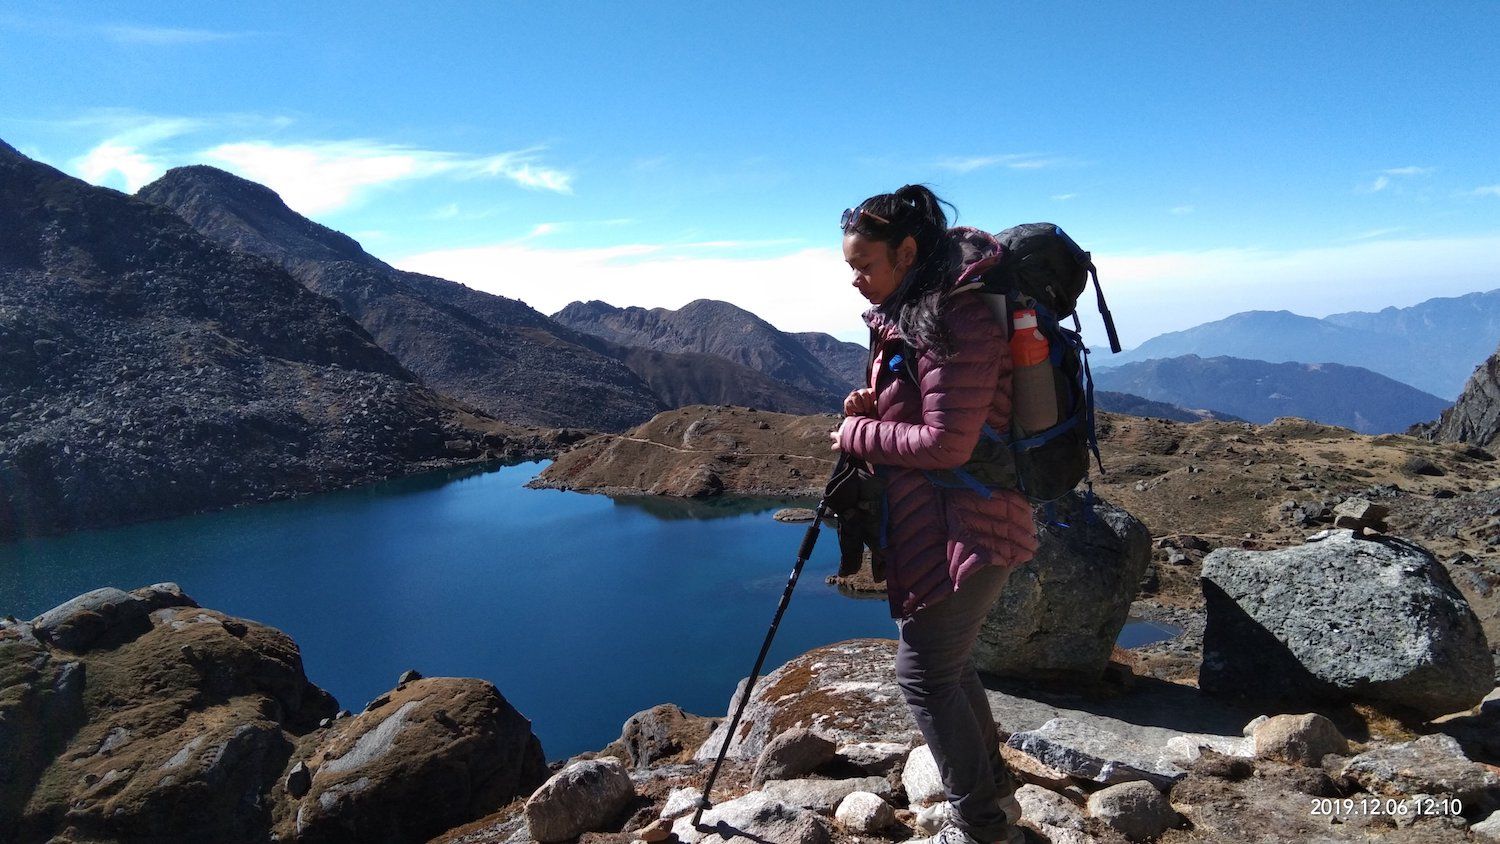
[{"left": 830, "top": 185, "right": 1040, "bottom": 844}]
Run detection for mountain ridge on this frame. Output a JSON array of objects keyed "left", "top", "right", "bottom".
[
  {"left": 1093, "top": 354, "right": 1450, "bottom": 434},
  {"left": 0, "top": 140, "right": 531, "bottom": 538},
  {"left": 1094, "top": 292, "right": 1500, "bottom": 399},
  {"left": 139, "top": 166, "right": 666, "bottom": 431}
]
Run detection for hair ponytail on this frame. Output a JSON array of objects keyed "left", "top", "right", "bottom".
[{"left": 842, "top": 184, "right": 958, "bottom": 357}]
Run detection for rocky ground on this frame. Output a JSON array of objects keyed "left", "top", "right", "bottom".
[
  {"left": 0, "top": 584, "right": 549, "bottom": 843},
  {"left": 429, "top": 639, "right": 1500, "bottom": 844}
]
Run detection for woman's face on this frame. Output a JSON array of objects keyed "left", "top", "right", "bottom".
[{"left": 843, "top": 233, "right": 907, "bottom": 305}]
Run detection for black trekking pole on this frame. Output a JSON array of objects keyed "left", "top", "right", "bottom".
[{"left": 690, "top": 449, "right": 849, "bottom": 828}]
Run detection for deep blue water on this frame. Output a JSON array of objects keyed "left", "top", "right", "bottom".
[{"left": 0, "top": 461, "right": 1173, "bottom": 760}]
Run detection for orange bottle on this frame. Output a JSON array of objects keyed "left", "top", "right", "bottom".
[{"left": 1010, "top": 309, "right": 1059, "bottom": 435}]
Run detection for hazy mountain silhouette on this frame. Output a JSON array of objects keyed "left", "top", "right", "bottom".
[
  {"left": 553, "top": 299, "right": 862, "bottom": 409},
  {"left": 1092, "top": 292, "right": 1500, "bottom": 400},
  {"left": 1092, "top": 355, "right": 1450, "bottom": 434}
]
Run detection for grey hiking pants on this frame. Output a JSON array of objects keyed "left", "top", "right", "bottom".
[{"left": 895, "top": 563, "right": 1016, "bottom": 843}]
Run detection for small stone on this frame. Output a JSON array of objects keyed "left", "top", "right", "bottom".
[
  {"left": 364, "top": 694, "right": 390, "bottom": 712},
  {"left": 661, "top": 786, "right": 703, "bottom": 820},
  {"left": 1252, "top": 713, "right": 1349, "bottom": 766},
  {"left": 1016, "top": 784, "right": 1086, "bottom": 831},
  {"left": 833, "top": 791, "right": 894, "bottom": 833},
  {"left": 834, "top": 741, "right": 909, "bottom": 776},
  {"left": 753, "top": 727, "right": 835, "bottom": 787},
  {"left": 635, "top": 816, "right": 674, "bottom": 842},
  {"left": 902, "top": 744, "right": 944, "bottom": 807},
  {"left": 762, "top": 777, "right": 891, "bottom": 814},
  {"left": 397, "top": 669, "right": 422, "bottom": 685},
  {"left": 1087, "top": 780, "right": 1178, "bottom": 841},
  {"left": 286, "top": 761, "right": 311, "bottom": 798},
  {"left": 1473, "top": 809, "right": 1500, "bottom": 841}
]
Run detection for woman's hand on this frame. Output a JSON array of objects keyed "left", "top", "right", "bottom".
[
  {"left": 842, "top": 387, "right": 876, "bottom": 417},
  {"left": 829, "top": 427, "right": 842, "bottom": 452}
]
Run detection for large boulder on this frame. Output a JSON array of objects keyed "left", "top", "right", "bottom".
[
  {"left": 4, "top": 584, "right": 547, "bottom": 844},
  {"left": 693, "top": 639, "right": 917, "bottom": 763},
  {"left": 1005, "top": 717, "right": 1187, "bottom": 788},
  {"left": 974, "top": 492, "right": 1152, "bottom": 681},
  {"left": 1200, "top": 530, "right": 1493, "bottom": 717},
  {"left": 284, "top": 677, "right": 549, "bottom": 842},
  {"left": 602, "top": 702, "right": 718, "bottom": 770},
  {"left": 523, "top": 757, "right": 635, "bottom": 842}
]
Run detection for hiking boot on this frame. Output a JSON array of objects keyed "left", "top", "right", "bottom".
[
  {"left": 907, "top": 824, "right": 1028, "bottom": 844},
  {"left": 914, "top": 801, "right": 956, "bottom": 835},
  {"left": 915, "top": 798, "right": 1022, "bottom": 836}
]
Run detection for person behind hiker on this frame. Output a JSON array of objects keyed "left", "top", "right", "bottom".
[{"left": 830, "top": 184, "right": 1040, "bottom": 844}]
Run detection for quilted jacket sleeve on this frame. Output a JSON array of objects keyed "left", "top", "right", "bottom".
[{"left": 838, "top": 295, "right": 1008, "bottom": 469}]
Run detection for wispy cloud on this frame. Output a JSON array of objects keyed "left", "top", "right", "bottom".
[
  {"left": 59, "top": 114, "right": 574, "bottom": 213},
  {"left": 1052, "top": 193, "right": 1077, "bottom": 202},
  {"left": 100, "top": 24, "right": 250, "bottom": 45},
  {"left": 1169, "top": 205, "right": 1195, "bottom": 215},
  {"left": 933, "top": 153, "right": 1069, "bottom": 173},
  {"left": 1345, "top": 227, "right": 1404, "bottom": 241},
  {"left": 1360, "top": 165, "right": 1433, "bottom": 194},
  {"left": 1473, "top": 185, "right": 1500, "bottom": 198}
]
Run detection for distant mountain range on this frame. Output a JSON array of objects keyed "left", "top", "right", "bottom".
[
  {"left": 1091, "top": 292, "right": 1500, "bottom": 400},
  {"left": 1094, "top": 391, "right": 1246, "bottom": 424},
  {"left": 552, "top": 299, "right": 864, "bottom": 407},
  {"left": 0, "top": 140, "right": 517, "bottom": 538},
  {"left": 1092, "top": 355, "right": 1450, "bottom": 434}
]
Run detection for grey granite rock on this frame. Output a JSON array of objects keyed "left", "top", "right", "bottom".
[
  {"left": 1006, "top": 718, "right": 1186, "bottom": 788},
  {"left": 1340, "top": 734, "right": 1500, "bottom": 814},
  {"left": 752, "top": 727, "right": 835, "bottom": 787},
  {"left": 833, "top": 790, "right": 895, "bottom": 833},
  {"left": 902, "top": 744, "right": 944, "bottom": 807},
  {"left": 671, "top": 791, "right": 830, "bottom": 844},
  {"left": 32, "top": 587, "right": 151, "bottom": 652},
  {"left": 1200, "top": 530, "right": 1492, "bottom": 717},
  {"left": 761, "top": 776, "right": 891, "bottom": 814},
  {"left": 694, "top": 639, "right": 916, "bottom": 763},
  {"left": 1251, "top": 713, "right": 1349, "bottom": 766},
  {"left": 1087, "top": 780, "right": 1178, "bottom": 841},
  {"left": 975, "top": 492, "right": 1152, "bottom": 682},
  {"left": 524, "top": 757, "right": 635, "bottom": 842}
]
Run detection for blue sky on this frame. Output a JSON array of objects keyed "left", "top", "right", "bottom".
[{"left": 4, "top": 2, "right": 1499, "bottom": 345}]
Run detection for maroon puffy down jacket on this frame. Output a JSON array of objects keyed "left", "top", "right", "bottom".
[{"left": 836, "top": 282, "right": 1039, "bottom": 619}]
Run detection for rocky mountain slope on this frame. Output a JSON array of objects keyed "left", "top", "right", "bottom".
[
  {"left": 1095, "top": 391, "right": 1245, "bottom": 424},
  {"left": 1092, "top": 354, "right": 1450, "bottom": 433},
  {"left": 1092, "top": 291, "right": 1500, "bottom": 400},
  {"left": 137, "top": 166, "right": 663, "bottom": 431},
  {"left": 552, "top": 299, "right": 862, "bottom": 408},
  {"left": 1419, "top": 340, "right": 1500, "bottom": 449},
  {"left": 0, "top": 141, "right": 547, "bottom": 539}
]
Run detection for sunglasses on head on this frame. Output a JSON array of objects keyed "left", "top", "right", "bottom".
[{"left": 840, "top": 206, "right": 891, "bottom": 231}]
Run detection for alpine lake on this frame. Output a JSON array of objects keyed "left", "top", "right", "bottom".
[{"left": 1, "top": 460, "right": 1178, "bottom": 760}]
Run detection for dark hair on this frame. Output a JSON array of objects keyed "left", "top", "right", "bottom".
[{"left": 843, "top": 184, "right": 957, "bottom": 356}]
